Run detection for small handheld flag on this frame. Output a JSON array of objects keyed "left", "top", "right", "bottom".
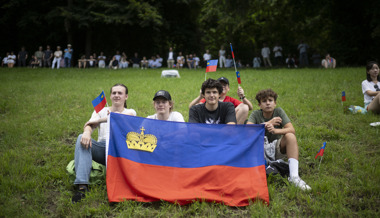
[
  {"left": 230, "top": 44, "right": 235, "bottom": 59},
  {"left": 92, "top": 91, "right": 107, "bottom": 113},
  {"left": 206, "top": 59, "right": 218, "bottom": 73},
  {"left": 315, "top": 142, "right": 326, "bottom": 159},
  {"left": 342, "top": 91, "right": 346, "bottom": 102},
  {"left": 236, "top": 71, "right": 241, "bottom": 84}
]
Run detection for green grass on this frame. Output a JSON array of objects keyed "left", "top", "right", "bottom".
[{"left": 0, "top": 67, "right": 379, "bottom": 217}]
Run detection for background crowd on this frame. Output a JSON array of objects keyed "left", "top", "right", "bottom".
[{"left": 2, "top": 42, "right": 337, "bottom": 70}]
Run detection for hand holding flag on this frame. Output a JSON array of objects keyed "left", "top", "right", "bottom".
[{"left": 92, "top": 91, "right": 107, "bottom": 113}]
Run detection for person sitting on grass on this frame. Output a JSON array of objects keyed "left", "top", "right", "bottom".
[
  {"left": 247, "top": 89, "right": 311, "bottom": 191},
  {"left": 362, "top": 61, "right": 380, "bottom": 114},
  {"left": 72, "top": 84, "right": 136, "bottom": 203},
  {"left": 78, "top": 55, "right": 87, "bottom": 68},
  {"left": 189, "top": 77, "right": 253, "bottom": 124},
  {"left": 321, "top": 53, "right": 336, "bottom": 69},
  {"left": 147, "top": 90, "right": 184, "bottom": 122},
  {"left": 189, "top": 78, "right": 236, "bottom": 124}
]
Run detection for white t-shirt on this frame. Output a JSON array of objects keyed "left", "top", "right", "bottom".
[
  {"left": 362, "top": 80, "right": 380, "bottom": 104},
  {"left": 203, "top": 53, "right": 211, "bottom": 61},
  {"left": 146, "top": 111, "right": 184, "bottom": 122},
  {"left": 89, "top": 107, "right": 137, "bottom": 142},
  {"left": 261, "top": 47, "right": 270, "bottom": 58},
  {"left": 168, "top": 52, "right": 174, "bottom": 60},
  {"left": 273, "top": 46, "right": 282, "bottom": 57}
]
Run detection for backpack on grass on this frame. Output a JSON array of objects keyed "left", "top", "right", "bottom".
[{"left": 66, "top": 160, "right": 106, "bottom": 185}]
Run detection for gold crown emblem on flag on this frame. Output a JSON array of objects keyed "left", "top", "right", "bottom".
[{"left": 126, "top": 127, "right": 157, "bottom": 152}]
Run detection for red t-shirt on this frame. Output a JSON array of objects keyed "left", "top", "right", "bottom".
[{"left": 199, "top": 96, "right": 242, "bottom": 108}]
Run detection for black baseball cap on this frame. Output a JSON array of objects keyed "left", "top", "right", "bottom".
[
  {"left": 217, "top": 77, "right": 229, "bottom": 85},
  {"left": 153, "top": 90, "right": 172, "bottom": 100}
]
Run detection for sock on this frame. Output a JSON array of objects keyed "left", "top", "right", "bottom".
[{"left": 288, "top": 158, "right": 299, "bottom": 178}]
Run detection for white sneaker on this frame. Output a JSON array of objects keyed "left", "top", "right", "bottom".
[{"left": 288, "top": 176, "right": 311, "bottom": 191}]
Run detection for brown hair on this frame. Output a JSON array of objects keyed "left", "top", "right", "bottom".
[{"left": 255, "top": 89, "right": 278, "bottom": 103}]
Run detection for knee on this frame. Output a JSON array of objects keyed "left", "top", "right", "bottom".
[
  {"left": 236, "top": 103, "right": 249, "bottom": 114},
  {"left": 283, "top": 133, "right": 297, "bottom": 144},
  {"left": 76, "top": 134, "right": 83, "bottom": 147}
]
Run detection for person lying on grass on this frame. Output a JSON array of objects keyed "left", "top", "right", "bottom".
[
  {"left": 189, "top": 78, "right": 236, "bottom": 124},
  {"left": 72, "top": 83, "right": 136, "bottom": 203},
  {"left": 189, "top": 77, "right": 253, "bottom": 124},
  {"left": 147, "top": 90, "right": 185, "bottom": 122},
  {"left": 247, "top": 89, "right": 311, "bottom": 191},
  {"left": 362, "top": 61, "right": 380, "bottom": 114}
]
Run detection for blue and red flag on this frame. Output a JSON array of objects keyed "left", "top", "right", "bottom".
[
  {"left": 236, "top": 71, "right": 241, "bottom": 84},
  {"left": 206, "top": 59, "right": 218, "bottom": 73},
  {"left": 106, "top": 113, "right": 269, "bottom": 206},
  {"left": 230, "top": 44, "right": 235, "bottom": 59},
  {"left": 315, "top": 142, "right": 326, "bottom": 159},
  {"left": 342, "top": 91, "right": 346, "bottom": 102},
  {"left": 92, "top": 91, "right": 107, "bottom": 113}
]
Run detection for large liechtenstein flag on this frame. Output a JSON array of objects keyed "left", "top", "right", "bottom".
[{"left": 106, "top": 113, "right": 269, "bottom": 206}]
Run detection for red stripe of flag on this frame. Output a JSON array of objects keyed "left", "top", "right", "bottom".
[
  {"left": 230, "top": 44, "right": 235, "bottom": 59},
  {"left": 315, "top": 142, "right": 326, "bottom": 159}
]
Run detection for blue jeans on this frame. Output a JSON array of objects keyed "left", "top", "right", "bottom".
[
  {"left": 74, "top": 134, "right": 106, "bottom": 185},
  {"left": 64, "top": 57, "right": 71, "bottom": 67}
]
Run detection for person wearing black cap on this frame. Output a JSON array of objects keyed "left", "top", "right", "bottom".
[
  {"left": 147, "top": 90, "right": 185, "bottom": 122},
  {"left": 189, "top": 79, "right": 236, "bottom": 124},
  {"left": 189, "top": 77, "right": 253, "bottom": 124}
]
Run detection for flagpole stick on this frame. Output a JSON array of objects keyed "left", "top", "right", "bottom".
[
  {"left": 318, "top": 156, "right": 323, "bottom": 170},
  {"left": 230, "top": 43, "right": 243, "bottom": 102}
]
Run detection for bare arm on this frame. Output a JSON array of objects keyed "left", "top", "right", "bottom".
[
  {"left": 80, "top": 125, "right": 94, "bottom": 149},
  {"left": 267, "top": 122, "right": 295, "bottom": 135},
  {"left": 237, "top": 86, "right": 253, "bottom": 110},
  {"left": 365, "top": 90, "right": 380, "bottom": 97},
  {"left": 189, "top": 89, "right": 204, "bottom": 109}
]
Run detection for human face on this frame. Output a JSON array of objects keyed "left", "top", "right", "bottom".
[
  {"left": 368, "top": 64, "right": 379, "bottom": 79},
  {"left": 258, "top": 96, "right": 276, "bottom": 114},
  {"left": 110, "top": 86, "right": 128, "bottom": 106},
  {"left": 203, "top": 88, "right": 220, "bottom": 105},
  {"left": 154, "top": 97, "right": 171, "bottom": 115},
  {"left": 220, "top": 82, "right": 230, "bottom": 96}
]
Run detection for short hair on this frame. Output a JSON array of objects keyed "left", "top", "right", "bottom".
[
  {"left": 201, "top": 78, "right": 223, "bottom": 95},
  {"left": 110, "top": 83, "right": 129, "bottom": 108},
  {"left": 255, "top": 89, "right": 278, "bottom": 103},
  {"left": 366, "top": 61, "right": 380, "bottom": 82}
]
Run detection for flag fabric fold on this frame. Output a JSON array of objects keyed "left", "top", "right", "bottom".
[
  {"left": 92, "top": 91, "right": 107, "bottom": 113},
  {"left": 206, "top": 59, "right": 218, "bottom": 73},
  {"left": 106, "top": 113, "right": 269, "bottom": 206},
  {"left": 315, "top": 142, "right": 326, "bottom": 159}
]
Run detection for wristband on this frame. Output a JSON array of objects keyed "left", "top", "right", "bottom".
[{"left": 241, "top": 96, "right": 245, "bottom": 100}]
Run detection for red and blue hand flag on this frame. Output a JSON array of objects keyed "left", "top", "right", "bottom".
[
  {"left": 315, "top": 142, "right": 326, "bottom": 159},
  {"left": 92, "top": 91, "right": 107, "bottom": 113},
  {"left": 342, "top": 91, "right": 346, "bottom": 102},
  {"left": 206, "top": 59, "right": 218, "bottom": 73}
]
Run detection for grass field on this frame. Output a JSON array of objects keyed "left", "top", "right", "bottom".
[{"left": 0, "top": 67, "right": 379, "bottom": 217}]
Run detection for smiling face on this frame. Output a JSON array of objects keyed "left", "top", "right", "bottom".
[
  {"left": 258, "top": 96, "right": 277, "bottom": 114},
  {"left": 110, "top": 85, "right": 128, "bottom": 107},
  {"left": 154, "top": 97, "right": 172, "bottom": 115},
  {"left": 203, "top": 88, "right": 220, "bottom": 106}
]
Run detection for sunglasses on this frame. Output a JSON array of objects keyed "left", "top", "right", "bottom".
[{"left": 375, "top": 85, "right": 380, "bottom": 91}]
